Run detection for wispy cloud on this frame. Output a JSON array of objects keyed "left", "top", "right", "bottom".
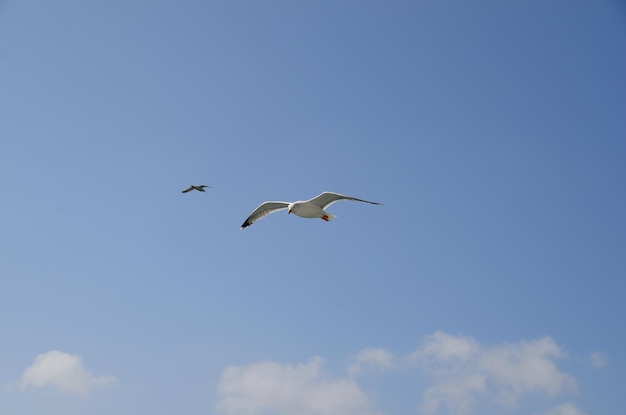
[
  {"left": 411, "top": 331, "right": 576, "bottom": 414},
  {"left": 9, "top": 350, "right": 116, "bottom": 396},
  {"left": 215, "top": 356, "right": 377, "bottom": 415},
  {"left": 215, "top": 331, "right": 591, "bottom": 415},
  {"left": 538, "top": 402, "right": 588, "bottom": 415},
  {"left": 588, "top": 351, "right": 607, "bottom": 368},
  {"left": 349, "top": 348, "right": 394, "bottom": 376}
]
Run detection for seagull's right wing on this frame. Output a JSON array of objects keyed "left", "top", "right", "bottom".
[
  {"left": 182, "top": 186, "right": 194, "bottom": 193},
  {"left": 309, "top": 192, "right": 382, "bottom": 209},
  {"left": 240, "top": 201, "right": 290, "bottom": 229}
]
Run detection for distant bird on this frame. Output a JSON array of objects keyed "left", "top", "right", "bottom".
[
  {"left": 181, "top": 185, "right": 212, "bottom": 193},
  {"left": 241, "top": 191, "right": 382, "bottom": 229}
]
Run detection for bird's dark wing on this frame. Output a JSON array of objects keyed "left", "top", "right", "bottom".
[
  {"left": 182, "top": 185, "right": 212, "bottom": 193},
  {"left": 240, "top": 201, "right": 290, "bottom": 229}
]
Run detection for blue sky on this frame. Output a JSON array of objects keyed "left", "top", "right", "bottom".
[{"left": 1, "top": 1, "right": 625, "bottom": 414}]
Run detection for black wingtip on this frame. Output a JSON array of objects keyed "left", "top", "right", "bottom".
[{"left": 240, "top": 221, "right": 251, "bottom": 229}]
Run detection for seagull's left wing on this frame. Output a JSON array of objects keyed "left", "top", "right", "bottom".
[
  {"left": 240, "top": 201, "right": 290, "bottom": 229},
  {"left": 308, "top": 192, "right": 382, "bottom": 209}
]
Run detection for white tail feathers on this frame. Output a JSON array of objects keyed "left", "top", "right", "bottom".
[{"left": 321, "top": 213, "right": 337, "bottom": 222}]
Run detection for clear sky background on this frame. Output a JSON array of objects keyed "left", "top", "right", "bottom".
[{"left": 1, "top": 1, "right": 625, "bottom": 414}]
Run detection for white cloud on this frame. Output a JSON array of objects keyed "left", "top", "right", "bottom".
[
  {"left": 411, "top": 331, "right": 480, "bottom": 363},
  {"left": 588, "top": 351, "right": 607, "bottom": 368},
  {"left": 12, "top": 350, "right": 116, "bottom": 396},
  {"left": 538, "top": 402, "right": 588, "bottom": 415},
  {"left": 411, "top": 332, "right": 576, "bottom": 414},
  {"left": 349, "top": 348, "right": 394, "bottom": 376},
  {"left": 215, "top": 332, "right": 586, "bottom": 415},
  {"left": 420, "top": 373, "right": 486, "bottom": 415},
  {"left": 215, "top": 356, "right": 376, "bottom": 415}
]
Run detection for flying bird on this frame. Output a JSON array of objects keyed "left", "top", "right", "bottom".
[
  {"left": 181, "top": 185, "right": 212, "bottom": 193},
  {"left": 240, "top": 191, "right": 382, "bottom": 229}
]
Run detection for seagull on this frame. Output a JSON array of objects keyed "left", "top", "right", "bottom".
[
  {"left": 240, "top": 191, "right": 382, "bottom": 229},
  {"left": 182, "top": 185, "right": 212, "bottom": 193}
]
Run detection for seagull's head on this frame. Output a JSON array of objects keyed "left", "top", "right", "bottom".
[{"left": 287, "top": 202, "right": 296, "bottom": 215}]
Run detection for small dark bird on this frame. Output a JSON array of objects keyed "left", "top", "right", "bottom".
[{"left": 182, "top": 185, "right": 212, "bottom": 193}]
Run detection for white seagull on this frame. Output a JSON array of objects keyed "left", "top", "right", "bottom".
[
  {"left": 182, "top": 185, "right": 212, "bottom": 193},
  {"left": 240, "top": 191, "right": 382, "bottom": 229}
]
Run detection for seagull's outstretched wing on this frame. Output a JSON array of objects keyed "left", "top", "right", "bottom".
[
  {"left": 182, "top": 186, "right": 195, "bottom": 193},
  {"left": 308, "top": 192, "right": 383, "bottom": 209},
  {"left": 241, "top": 201, "right": 290, "bottom": 229}
]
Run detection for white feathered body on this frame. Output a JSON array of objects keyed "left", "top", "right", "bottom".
[{"left": 289, "top": 201, "right": 337, "bottom": 220}]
